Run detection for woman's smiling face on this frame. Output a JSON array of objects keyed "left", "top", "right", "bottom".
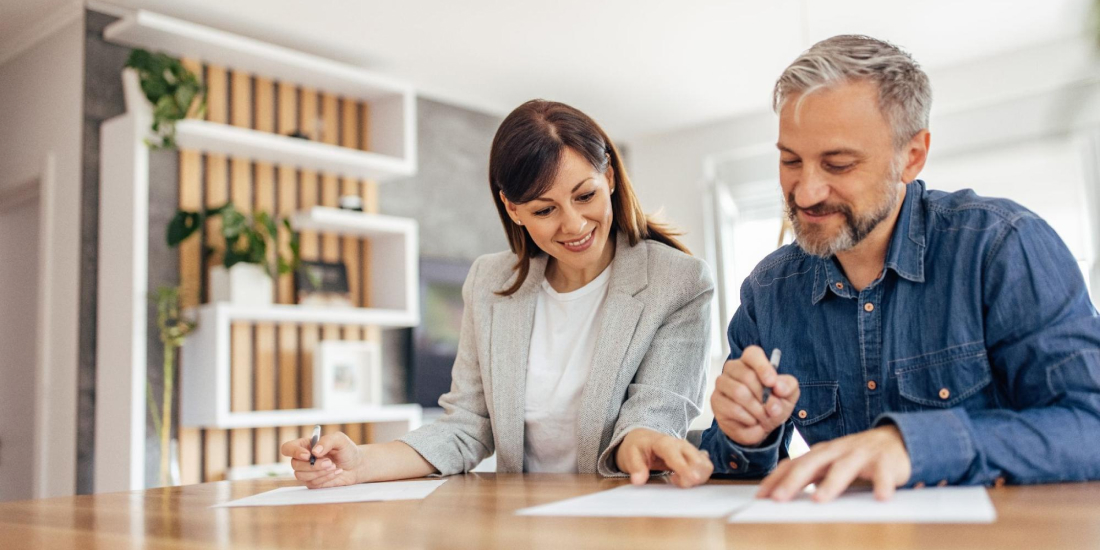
[{"left": 501, "top": 146, "right": 616, "bottom": 277}]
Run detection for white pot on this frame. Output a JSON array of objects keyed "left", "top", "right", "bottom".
[{"left": 210, "top": 264, "right": 274, "bottom": 306}]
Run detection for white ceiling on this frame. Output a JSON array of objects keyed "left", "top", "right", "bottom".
[{"left": 3, "top": 0, "right": 1094, "bottom": 138}]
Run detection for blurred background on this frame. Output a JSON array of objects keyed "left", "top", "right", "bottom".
[{"left": 1, "top": 0, "right": 1098, "bottom": 501}]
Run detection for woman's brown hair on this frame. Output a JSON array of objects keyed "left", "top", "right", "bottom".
[{"left": 489, "top": 99, "right": 688, "bottom": 296}]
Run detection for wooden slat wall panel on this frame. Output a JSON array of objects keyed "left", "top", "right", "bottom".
[
  {"left": 201, "top": 64, "right": 230, "bottom": 483},
  {"left": 230, "top": 322, "right": 253, "bottom": 469},
  {"left": 176, "top": 62, "right": 390, "bottom": 483},
  {"left": 253, "top": 75, "right": 279, "bottom": 466}
]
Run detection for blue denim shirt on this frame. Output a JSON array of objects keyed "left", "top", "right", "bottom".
[{"left": 699, "top": 180, "right": 1100, "bottom": 486}]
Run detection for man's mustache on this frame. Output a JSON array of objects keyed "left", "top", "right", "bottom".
[{"left": 786, "top": 195, "right": 853, "bottom": 218}]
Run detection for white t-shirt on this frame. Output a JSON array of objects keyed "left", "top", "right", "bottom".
[{"left": 523, "top": 266, "right": 612, "bottom": 473}]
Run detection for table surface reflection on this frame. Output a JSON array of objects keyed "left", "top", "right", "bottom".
[{"left": 1, "top": 474, "right": 1099, "bottom": 549}]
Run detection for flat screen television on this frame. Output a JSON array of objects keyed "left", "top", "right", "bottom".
[{"left": 407, "top": 257, "right": 472, "bottom": 408}]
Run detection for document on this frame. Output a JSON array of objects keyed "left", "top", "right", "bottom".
[
  {"left": 728, "top": 486, "right": 996, "bottom": 523},
  {"left": 515, "top": 484, "right": 759, "bottom": 518},
  {"left": 212, "top": 479, "right": 448, "bottom": 508}
]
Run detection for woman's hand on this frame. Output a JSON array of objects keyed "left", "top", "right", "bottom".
[
  {"left": 615, "top": 428, "right": 713, "bottom": 488},
  {"left": 280, "top": 432, "right": 363, "bottom": 489}
]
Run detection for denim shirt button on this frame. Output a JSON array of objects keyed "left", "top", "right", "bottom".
[
  {"left": 797, "top": 410, "right": 808, "bottom": 419},
  {"left": 937, "top": 479, "right": 949, "bottom": 487},
  {"left": 835, "top": 282, "right": 844, "bottom": 290},
  {"left": 867, "top": 380, "right": 877, "bottom": 390},
  {"left": 864, "top": 302, "right": 875, "bottom": 312},
  {"left": 913, "top": 482, "right": 926, "bottom": 489},
  {"left": 938, "top": 388, "right": 951, "bottom": 399},
  {"left": 728, "top": 461, "right": 739, "bottom": 470}
]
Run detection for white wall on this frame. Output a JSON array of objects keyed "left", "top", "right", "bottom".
[
  {"left": 629, "top": 35, "right": 1100, "bottom": 429},
  {"left": 0, "top": 194, "right": 40, "bottom": 502},
  {"left": 0, "top": 16, "right": 84, "bottom": 498},
  {"left": 628, "top": 35, "right": 1100, "bottom": 266}
]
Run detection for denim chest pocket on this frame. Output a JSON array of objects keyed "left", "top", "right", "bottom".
[
  {"left": 891, "top": 341, "right": 993, "bottom": 410},
  {"left": 791, "top": 382, "right": 845, "bottom": 445}
]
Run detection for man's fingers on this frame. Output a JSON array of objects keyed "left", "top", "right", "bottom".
[
  {"left": 771, "top": 374, "right": 801, "bottom": 400},
  {"left": 769, "top": 446, "right": 843, "bottom": 501},
  {"left": 304, "top": 467, "right": 344, "bottom": 489},
  {"left": 731, "top": 367, "right": 765, "bottom": 402},
  {"left": 717, "top": 376, "right": 769, "bottom": 424},
  {"left": 757, "top": 458, "right": 793, "bottom": 498},
  {"left": 872, "top": 460, "right": 897, "bottom": 501},
  {"left": 713, "top": 391, "right": 760, "bottom": 427},
  {"left": 811, "top": 452, "right": 867, "bottom": 503},
  {"left": 740, "top": 346, "right": 777, "bottom": 386}
]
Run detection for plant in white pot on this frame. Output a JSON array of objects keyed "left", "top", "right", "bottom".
[{"left": 167, "top": 203, "right": 300, "bottom": 306}]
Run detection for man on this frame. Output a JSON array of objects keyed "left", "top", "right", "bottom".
[{"left": 695, "top": 34, "right": 1100, "bottom": 501}]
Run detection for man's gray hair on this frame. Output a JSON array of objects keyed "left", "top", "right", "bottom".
[{"left": 773, "top": 35, "right": 932, "bottom": 148}]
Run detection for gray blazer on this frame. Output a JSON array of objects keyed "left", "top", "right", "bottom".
[{"left": 400, "top": 231, "right": 714, "bottom": 476}]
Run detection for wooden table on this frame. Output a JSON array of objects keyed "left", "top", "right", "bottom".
[{"left": 2, "top": 474, "right": 1098, "bottom": 549}]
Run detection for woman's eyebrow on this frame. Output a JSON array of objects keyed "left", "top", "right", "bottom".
[{"left": 530, "top": 178, "right": 595, "bottom": 202}]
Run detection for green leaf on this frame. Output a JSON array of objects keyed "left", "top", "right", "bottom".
[{"left": 166, "top": 211, "right": 202, "bottom": 247}]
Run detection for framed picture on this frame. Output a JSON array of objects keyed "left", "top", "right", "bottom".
[
  {"left": 313, "top": 340, "right": 382, "bottom": 409},
  {"left": 296, "top": 260, "right": 353, "bottom": 307}
]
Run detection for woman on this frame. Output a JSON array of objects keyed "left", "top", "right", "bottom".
[{"left": 281, "top": 100, "right": 714, "bottom": 487}]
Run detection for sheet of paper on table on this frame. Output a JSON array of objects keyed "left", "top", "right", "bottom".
[
  {"left": 515, "top": 484, "right": 760, "bottom": 518},
  {"left": 728, "top": 486, "right": 996, "bottom": 523},
  {"left": 212, "top": 479, "right": 448, "bottom": 508}
]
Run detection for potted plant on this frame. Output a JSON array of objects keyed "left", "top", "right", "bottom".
[
  {"left": 149, "top": 286, "right": 195, "bottom": 487},
  {"left": 167, "top": 203, "right": 300, "bottom": 306},
  {"left": 125, "top": 48, "right": 205, "bottom": 149}
]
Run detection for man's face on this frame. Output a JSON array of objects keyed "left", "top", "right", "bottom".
[{"left": 777, "top": 80, "right": 905, "bottom": 257}]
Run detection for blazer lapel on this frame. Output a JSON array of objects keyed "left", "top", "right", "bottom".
[
  {"left": 575, "top": 233, "right": 649, "bottom": 472},
  {"left": 488, "top": 255, "right": 545, "bottom": 472}
]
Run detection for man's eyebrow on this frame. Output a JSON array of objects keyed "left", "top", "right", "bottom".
[
  {"left": 529, "top": 178, "right": 593, "bottom": 202},
  {"left": 822, "top": 149, "right": 861, "bottom": 157}
]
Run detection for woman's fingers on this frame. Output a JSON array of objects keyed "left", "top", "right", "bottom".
[{"left": 280, "top": 437, "right": 312, "bottom": 460}]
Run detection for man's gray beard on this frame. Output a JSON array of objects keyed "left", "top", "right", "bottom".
[{"left": 788, "top": 169, "right": 904, "bottom": 258}]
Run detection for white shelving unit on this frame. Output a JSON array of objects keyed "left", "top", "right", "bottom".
[
  {"left": 292, "top": 207, "right": 420, "bottom": 315},
  {"left": 103, "top": 9, "right": 417, "bottom": 181},
  {"left": 180, "top": 302, "right": 420, "bottom": 429},
  {"left": 181, "top": 208, "right": 419, "bottom": 429},
  {"left": 96, "top": 10, "right": 423, "bottom": 491}
]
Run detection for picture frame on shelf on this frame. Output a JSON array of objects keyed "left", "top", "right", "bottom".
[
  {"left": 295, "top": 260, "right": 354, "bottom": 308},
  {"left": 313, "top": 340, "right": 383, "bottom": 410}
]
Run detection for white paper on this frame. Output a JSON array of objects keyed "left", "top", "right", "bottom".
[
  {"left": 212, "top": 479, "right": 448, "bottom": 508},
  {"left": 516, "top": 484, "right": 759, "bottom": 518},
  {"left": 728, "top": 486, "right": 996, "bottom": 523}
]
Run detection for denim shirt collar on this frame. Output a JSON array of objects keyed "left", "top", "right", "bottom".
[{"left": 811, "top": 180, "right": 928, "bottom": 305}]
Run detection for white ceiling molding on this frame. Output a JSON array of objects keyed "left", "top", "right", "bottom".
[{"left": 0, "top": 0, "right": 83, "bottom": 68}]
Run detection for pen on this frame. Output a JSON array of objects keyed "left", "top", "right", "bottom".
[
  {"left": 309, "top": 424, "right": 321, "bottom": 466},
  {"left": 761, "top": 348, "right": 781, "bottom": 404}
]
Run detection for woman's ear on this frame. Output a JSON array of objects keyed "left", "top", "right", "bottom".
[{"left": 500, "top": 191, "right": 522, "bottom": 224}]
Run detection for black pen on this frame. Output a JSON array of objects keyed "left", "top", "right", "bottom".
[
  {"left": 309, "top": 424, "right": 321, "bottom": 466},
  {"left": 761, "top": 348, "right": 781, "bottom": 404}
]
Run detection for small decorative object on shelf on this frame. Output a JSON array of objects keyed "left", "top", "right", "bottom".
[
  {"left": 124, "top": 48, "right": 205, "bottom": 149},
  {"left": 166, "top": 203, "right": 301, "bottom": 305},
  {"left": 314, "top": 340, "right": 383, "bottom": 410},
  {"left": 338, "top": 194, "right": 364, "bottom": 212},
  {"left": 286, "top": 130, "right": 310, "bottom": 140},
  {"left": 150, "top": 286, "right": 196, "bottom": 487},
  {"left": 296, "top": 260, "right": 354, "bottom": 307}
]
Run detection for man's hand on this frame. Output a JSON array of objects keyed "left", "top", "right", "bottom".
[
  {"left": 757, "top": 425, "right": 912, "bottom": 502},
  {"left": 711, "top": 345, "right": 801, "bottom": 446},
  {"left": 615, "top": 428, "right": 714, "bottom": 488}
]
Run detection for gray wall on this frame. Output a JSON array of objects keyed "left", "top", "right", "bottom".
[
  {"left": 382, "top": 97, "right": 507, "bottom": 262},
  {"left": 377, "top": 98, "right": 505, "bottom": 402}
]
